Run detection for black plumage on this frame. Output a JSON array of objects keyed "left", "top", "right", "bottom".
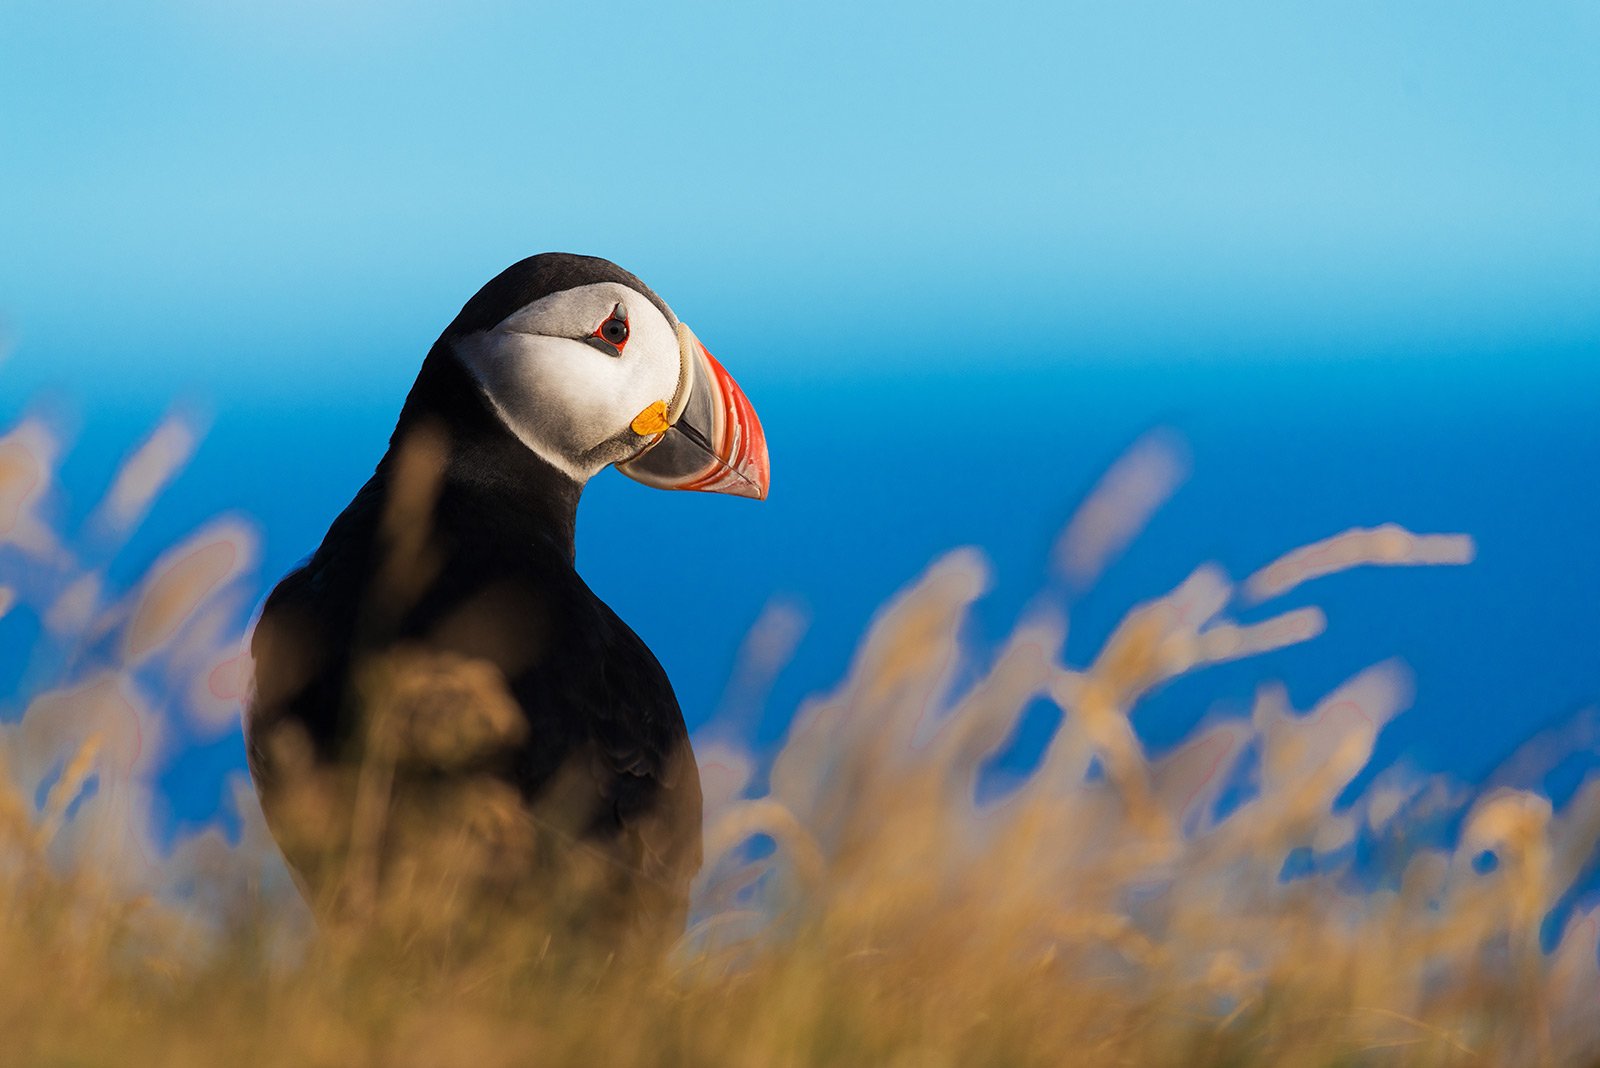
[{"left": 247, "top": 256, "right": 702, "bottom": 947}]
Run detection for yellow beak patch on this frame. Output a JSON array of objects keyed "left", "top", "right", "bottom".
[{"left": 630, "top": 400, "right": 671, "bottom": 437}]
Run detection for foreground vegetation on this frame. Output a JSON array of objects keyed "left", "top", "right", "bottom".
[{"left": 1, "top": 409, "right": 1597, "bottom": 1066}]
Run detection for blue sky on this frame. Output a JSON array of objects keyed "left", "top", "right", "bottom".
[
  {"left": 2, "top": 2, "right": 1598, "bottom": 830},
  {"left": 4, "top": 1, "right": 1597, "bottom": 394}
]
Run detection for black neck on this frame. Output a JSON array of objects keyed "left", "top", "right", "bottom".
[{"left": 386, "top": 344, "right": 584, "bottom": 565}]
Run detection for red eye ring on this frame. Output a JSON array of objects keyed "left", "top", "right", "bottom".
[{"left": 593, "top": 303, "right": 630, "bottom": 353}]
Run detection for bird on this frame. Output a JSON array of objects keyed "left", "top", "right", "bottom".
[{"left": 245, "top": 253, "right": 769, "bottom": 953}]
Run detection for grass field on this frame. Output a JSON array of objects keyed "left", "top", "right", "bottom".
[{"left": 2, "top": 410, "right": 1598, "bottom": 1067}]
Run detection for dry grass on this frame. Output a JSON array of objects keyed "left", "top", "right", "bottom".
[{"left": 1, "top": 408, "right": 1598, "bottom": 1067}]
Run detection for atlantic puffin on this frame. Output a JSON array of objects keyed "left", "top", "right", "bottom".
[{"left": 246, "top": 253, "right": 768, "bottom": 948}]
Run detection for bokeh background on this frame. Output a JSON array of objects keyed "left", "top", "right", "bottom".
[{"left": 2, "top": 0, "right": 1597, "bottom": 844}]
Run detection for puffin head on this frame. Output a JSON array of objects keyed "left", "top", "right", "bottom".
[{"left": 440, "top": 253, "right": 769, "bottom": 500}]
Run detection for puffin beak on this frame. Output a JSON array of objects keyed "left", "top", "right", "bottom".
[{"left": 617, "top": 323, "right": 771, "bottom": 500}]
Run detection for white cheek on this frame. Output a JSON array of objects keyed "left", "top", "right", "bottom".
[
  {"left": 622, "top": 329, "right": 683, "bottom": 421},
  {"left": 455, "top": 326, "right": 681, "bottom": 481},
  {"left": 538, "top": 336, "right": 680, "bottom": 452},
  {"left": 472, "top": 334, "right": 611, "bottom": 453}
]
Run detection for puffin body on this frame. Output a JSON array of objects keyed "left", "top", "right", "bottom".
[{"left": 246, "top": 254, "right": 768, "bottom": 947}]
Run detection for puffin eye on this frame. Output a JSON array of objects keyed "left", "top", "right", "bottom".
[{"left": 593, "top": 304, "right": 630, "bottom": 353}]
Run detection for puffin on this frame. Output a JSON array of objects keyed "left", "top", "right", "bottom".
[{"left": 245, "top": 253, "right": 768, "bottom": 950}]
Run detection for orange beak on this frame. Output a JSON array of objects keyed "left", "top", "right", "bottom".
[{"left": 616, "top": 323, "right": 771, "bottom": 500}]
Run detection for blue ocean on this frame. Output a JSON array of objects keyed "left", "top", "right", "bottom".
[{"left": 3, "top": 329, "right": 1596, "bottom": 843}]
